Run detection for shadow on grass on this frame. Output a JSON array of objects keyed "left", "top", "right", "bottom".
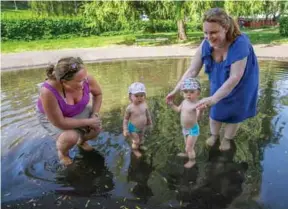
[
  {"left": 116, "top": 31, "right": 204, "bottom": 46},
  {"left": 117, "top": 28, "right": 287, "bottom": 46},
  {"left": 246, "top": 31, "right": 286, "bottom": 44}
]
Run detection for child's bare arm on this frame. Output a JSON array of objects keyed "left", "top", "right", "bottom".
[
  {"left": 168, "top": 101, "right": 182, "bottom": 113},
  {"left": 123, "top": 106, "right": 131, "bottom": 136},
  {"left": 145, "top": 108, "right": 153, "bottom": 126}
]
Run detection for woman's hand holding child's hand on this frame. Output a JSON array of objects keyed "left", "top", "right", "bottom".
[
  {"left": 166, "top": 91, "right": 176, "bottom": 104},
  {"left": 196, "top": 96, "right": 216, "bottom": 111}
]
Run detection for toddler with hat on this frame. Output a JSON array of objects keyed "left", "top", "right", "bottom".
[
  {"left": 168, "top": 77, "right": 203, "bottom": 168},
  {"left": 123, "top": 82, "right": 152, "bottom": 157}
]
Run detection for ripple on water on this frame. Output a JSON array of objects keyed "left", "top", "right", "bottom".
[{"left": 1, "top": 59, "right": 288, "bottom": 208}]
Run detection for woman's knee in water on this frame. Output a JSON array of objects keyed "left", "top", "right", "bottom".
[
  {"left": 57, "top": 130, "right": 79, "bottom": 149},
  {"left": 83, "top": 129, "right": 100, "bottom": 140}
]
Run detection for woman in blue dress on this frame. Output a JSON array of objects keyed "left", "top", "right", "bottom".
[{"left": 166, "top": 8, "right": 259, "bottom": 151}]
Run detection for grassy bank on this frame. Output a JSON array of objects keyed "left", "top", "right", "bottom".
[{"left": 2, "top": 27, "right": 287, "bottom": 53}]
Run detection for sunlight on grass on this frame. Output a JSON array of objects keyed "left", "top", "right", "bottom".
[{"left": 1, "top": 27, "right": 287, "bottom": 53}]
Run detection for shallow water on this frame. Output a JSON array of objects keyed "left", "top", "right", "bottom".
[{"left": 1, "top": 58, "right": 288, "bottom": 209}]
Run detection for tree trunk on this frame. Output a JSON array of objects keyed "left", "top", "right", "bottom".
[
  {"left": 177, "top": 19, "right": 187, "bottom": 41},
  {"left": 74, "top": 0, "right": 77, "bottom": 14},
  {"left": 14, "top": 0, "right": 18, "bottom": 10}
]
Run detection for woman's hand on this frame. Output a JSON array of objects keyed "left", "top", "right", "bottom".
[
  {"left": 88, "top": 116, "right": 102, "bottom": 131},
  {"left": 166, "top": 91, "right": 176, "bottom": 104},
  {"left": 196, "top": 96, "right": 217, "bottom": 111}
]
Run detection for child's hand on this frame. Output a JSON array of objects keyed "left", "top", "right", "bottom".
[
  {"left": 147, "top": 120, "right": 153, "bottom": 128},
  {"left": 123, "top": 130, "right": 129, "bottom": 137},
  {"left": 146, "top": 119, "right": 152, "bottom": 125},
  {"left": 167, "top": 100, "right": 173, "bottom": 106}
]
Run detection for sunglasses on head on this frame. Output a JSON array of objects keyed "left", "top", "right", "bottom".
[{"left": 60, "top": 62, "right": 82, "bottom": 80}]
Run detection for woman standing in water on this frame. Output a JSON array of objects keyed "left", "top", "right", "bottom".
[
  {"left": 166, "top": 8, "right": 259, "bottom": 151},
  {"left": 36, "top": 57, "right": 102, "bottom": 165}
]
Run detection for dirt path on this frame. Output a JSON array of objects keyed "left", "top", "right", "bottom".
[{"left": 1, "top": 44, "right": 288, "bottom": 71}]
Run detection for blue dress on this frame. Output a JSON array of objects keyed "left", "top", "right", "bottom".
[{"left": 201, "top": 34, "right": 259, "bottom": 123}]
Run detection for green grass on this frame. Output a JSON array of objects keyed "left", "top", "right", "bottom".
[
  {"left": 1, "top": 9, "right": 76, "bottom": 19},
  {"left": 1, "top": 27, "right": 287, "bottom": 54},
  {"left": 243, "top": 27, "right": 288, "bottom": 44},
  {"left": 1, "top": 9, "right": 40, "bottom": 19}
]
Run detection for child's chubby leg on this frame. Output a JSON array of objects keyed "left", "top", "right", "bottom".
[
  {"left": 130, "top": 132, "right": 142, "bottom": 158},
  {"left": 177, "top": 134, "right": 189, "bottom": 157},
  {"left": 138, "top": 129, "right": 148, "bottom": 151},
  {"left": 184, "top": 135, "right": 197, "bottom": 168}
]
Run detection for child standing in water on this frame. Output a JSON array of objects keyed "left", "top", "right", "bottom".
[
  {"left": 168, "top": 78, "right": 202, "bottom": 168},
  {"left": 123, "top": 82, "right": 152, "bottom": 157}
]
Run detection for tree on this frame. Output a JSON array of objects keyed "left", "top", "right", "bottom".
[
  {"left": 13, "top": 0, "right": 18, "bottom": 10},
  {"left": 224, "top": 0, "right": 263, "bottom": 18},
  {"left": 29, "top": 0, "right": 84, "bottom": 16},
  {"left": 263, "top": 0, "right": 288, "bottom": 20},
  {"left": 141, "top": 1, "right": 224, "bottom": 41},
  {"left": 83, "top": 0, "right": 141, "bottom": 31}
]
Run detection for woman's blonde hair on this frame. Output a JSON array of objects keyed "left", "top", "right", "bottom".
[
  {"left": 203, "top": 8, "right": 241, "bottom": 42},
  {"left": 46, "top": 57, "right": 84, "bottom": 81}
]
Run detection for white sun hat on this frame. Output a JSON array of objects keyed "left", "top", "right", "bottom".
[{"left": 128, "top": 82, "right": 146, "bottom": 94}]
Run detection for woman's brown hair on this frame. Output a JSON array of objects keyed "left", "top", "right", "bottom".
[
  {"left": 203, "top": 8, "right": 241, "bottom": 42},
  {"left": 46, "top": 57, "right": 84, "bottom": 81}
]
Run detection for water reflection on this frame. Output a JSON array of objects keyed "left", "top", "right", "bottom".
[
  {"left": 55, "top": 150, "right": 114, "bottom": 197},
  {"left": 1, "top": 59, "right": 288, "bottom": 208},
  {"left": 127, "top": 152, "right": 154, "bottom": 203},
  {"left": 182, "top": 144, "right": 248, "bottom": 209}
]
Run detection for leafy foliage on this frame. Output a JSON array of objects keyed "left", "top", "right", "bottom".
[
  {"left": 280, "top": 16, "right": 288, "bottom": 37},
  {"left": 1, "top": 17, "right": 203, "bottom": 41},
  {"left": 2, "top": 0, "right": 288, "bottom": 41},
  {"left": 28, "top": 0, "right": 84, "bottom": 16}
]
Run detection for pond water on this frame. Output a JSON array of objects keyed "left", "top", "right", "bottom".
[{"left": 1, "top": 58, "right": 288, "bottom": 209}]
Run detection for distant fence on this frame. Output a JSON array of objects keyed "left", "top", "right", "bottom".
[{"left": 238, "top": 18, "right": 278, "bottom": 28}]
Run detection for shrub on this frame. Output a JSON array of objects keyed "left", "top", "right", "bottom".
[
  {"left": 1, "top": 17, "right": 202, "bottom": 41},
  {"left": 1, "top": 18, "right": 94, "bottom": 41},
  {"left": 279, "top": 16, "right": 288, "bottom": 37}
]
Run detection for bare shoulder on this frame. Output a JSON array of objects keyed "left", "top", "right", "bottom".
[
  {"left": 87, "top": 74, "right": 96, "bottom": 82},
  {"left": 126, "top": 103, "right": 132, "bottom": 112},
  {"left": 143, "top": 102, "right": 149, "bottom": 109},
  {"left": 87, "top": 74, "right": 98, "bottom": 86},
  {"left": 39, "top": 86, "right": 58, "bottom": 110},
  {"left": 40, "top": 86, "right": 55, "bottom": 99}
]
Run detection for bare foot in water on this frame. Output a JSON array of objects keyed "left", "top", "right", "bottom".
[
  {"left": 219, "top": 138, "right": 231, "bottom": 151},
  {"left": 78, "top": 141, "right": 94, "bottom": 151},
  {"left": 132, "top": 149, "right": 142, "bottom": 158},
  {"left": 177, "top": 152, "right": 188, "bottom": 158},
  {"left": 184, "top": 159, "right": 196, "bottom": 168},
  {"left": 206, "top": 135, "right": 218, "bottom": 147},
  {"left": 58, "top": 153, "right": 73, "bottom": 166}
]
